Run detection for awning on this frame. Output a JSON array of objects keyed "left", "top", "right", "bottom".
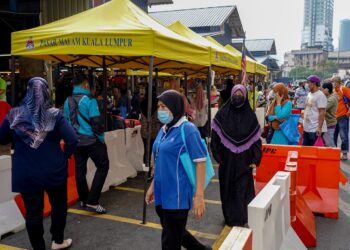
[{"left": 11, "top": 0, "right": 210, "bottom": 74}]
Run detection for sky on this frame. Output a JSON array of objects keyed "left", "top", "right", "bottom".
[{"left": 149, "top": 0, "right": 350, "bottom": 62}]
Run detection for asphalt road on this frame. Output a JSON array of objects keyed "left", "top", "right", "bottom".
[{"left": 1, "top": 161, "right": 349, "bottom": 250}]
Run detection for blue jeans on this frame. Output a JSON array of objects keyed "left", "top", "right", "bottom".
[
  {"left": 302, "top": 132, "right": 318, "bottom": 146},
  {"left": 334, "top": 116, "right": 349, "bottom": 153}
]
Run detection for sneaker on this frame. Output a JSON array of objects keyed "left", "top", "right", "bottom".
[
  {"left": 85, "top": 204, "right": 107, "bottom": 214},
  {"left": 51, "top": 239, "right": 72, "bottom": 250}
]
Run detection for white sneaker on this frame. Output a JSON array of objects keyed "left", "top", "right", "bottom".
[{"left": 51, "top": 239, "right": 72, "bottom": 250}]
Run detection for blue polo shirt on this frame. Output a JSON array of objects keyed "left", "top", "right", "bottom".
[{"left": 153, "top": 117, "right": 207, "bottom": 210}]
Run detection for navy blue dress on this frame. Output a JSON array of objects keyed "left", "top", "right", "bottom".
[{"left": 0, "top": 113, "right": 77, "bottom": 193}]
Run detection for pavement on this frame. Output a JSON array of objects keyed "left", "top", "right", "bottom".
[{"left": 0, "top": 160, "right": 350, "bottom": 250}]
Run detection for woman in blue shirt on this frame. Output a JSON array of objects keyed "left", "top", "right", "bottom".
[
  {"left": 145, "top": 90, "right": 211, "bottom": 250},
  {"left": 0, "top": 78, "right": 77, "bottom": 250},
  {"left": 266, "top": 83, "right": 293, "bottom": 145}
]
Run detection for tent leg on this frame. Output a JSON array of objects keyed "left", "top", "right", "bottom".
[
  {"left": 207, "top": 66, "right": 212, "bottom": 146},
  {"left": 11, "top": 56, "right": 15, "bottom": 106},
  {"left": 102, "top": 56, "right": 107, "bottom": 131},
  {"left": 142, "top": 56, "right": 154, "bottom": 225},
  {"left": 184, "top": 72, "right": 188, "bottom": 98},
  {"left": 253, "top": 74, "right": 256, "bottom": 111}
]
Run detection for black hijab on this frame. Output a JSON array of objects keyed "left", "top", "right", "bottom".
[
  {"left": 157, "top": 90, "right": 185, "bottom": 129},
  {"left": 212, "top": 84, "right": 261, "bottom": 154}
]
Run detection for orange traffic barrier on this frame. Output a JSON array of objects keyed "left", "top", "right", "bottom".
[
  {"left": 67, "top": 155, "right": 78, "bottom": 206},
  {"left": 15, "top": 193, "right": 52, "bottom": 218},
  {"left": 284, "top": 152, "right": 316, "bottom": 247},
  {"left": 256, "top": 144, "right": 347, "bottom": 219}
]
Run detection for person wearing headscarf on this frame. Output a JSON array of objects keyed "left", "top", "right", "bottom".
[
  {"left": 211, "top": 84, "right": 262, "bottom": 227},
  {"left": 0, "top": 77, "right": 77, "bottom": 250},
  {"left": 145, "top": 90, "right": 211, "bottom": 250},
  {"left": 220, "top": 78, "right": 234, "bottom": 105},
  {"left": 321, "top": 81, "right": 338, "bottom": 147},
  {"left": 191, "top": 84, "right": 209, "bottom": 139},
  {"left": 266, "top": 83, "right": 292, "bottom": 145}
]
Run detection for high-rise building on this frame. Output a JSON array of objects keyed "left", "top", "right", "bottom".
[
  {"left": 339, "top": 19, "right": 350, "bottom": 52},
  {"left": 301, "top": 0, "right": 334, "bottom": 51}
]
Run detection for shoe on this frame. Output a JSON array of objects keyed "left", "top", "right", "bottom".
[
  {"left": 85, "top": 204, "right": 107, "bottom": 214},
  {"left": 341, "top": 154, "right": 348, "bottom": 160},
  {"left": 51, "top": 239, "right": 72, "bottom": 250}
]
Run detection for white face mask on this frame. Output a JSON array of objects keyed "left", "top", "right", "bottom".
[
  {"left": 305, "top": 84, "right": 309, "bottom": 90},
  {"left": 6, "top": 81, "right": 11, "bottom": 86}
]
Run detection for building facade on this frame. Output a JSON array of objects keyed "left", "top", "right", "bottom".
[
  {"left": 328, "top": 51, "right": 350, "bottom": 70},
  {"left": 339, "top": 19, "right": 350, "bottom": 52},
  {"left": 301, "top": 0, "right": 334, "bottom": 51}
]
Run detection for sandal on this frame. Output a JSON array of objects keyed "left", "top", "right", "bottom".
[
  {"left": 341, "top": 154, "right": 348, "bottom": 161},
  {"left": 85, "top": 204, "right": 107, "bottom": 214}
]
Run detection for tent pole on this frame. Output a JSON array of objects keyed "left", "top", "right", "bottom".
[
  {"left": 142, "top": 56, "right": 154, "bottom": 224},
  {"left": 102, "top": 56, "right": 107, "bottom": 131},
  {"left": 253, "top": 74, "right": 256, "bottom": 111},
  {"left": 184, "top": 72, "right": 188, "bottom": 98},
  {"left": 207, "top": 66, "right": 212, "bottom": 145},
  {"left": 11, "top": 56, "right": 15, "bottom": 106}
]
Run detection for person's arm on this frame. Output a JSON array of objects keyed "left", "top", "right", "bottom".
[
  {"left": 274, "top": 102, "right": 292, "bottom": 120},
  {"left": 317, "top": 108, "right": 326, "bottom": 136},
  {"left": 88, "top": 99, "right": 105, "bottom": 134},
  {"left": 0, "top": 118, "right": 12, "bottom": 145},
  {"left": 193, "top": 161, "right": 206, "bottom": 219},
  {"left": 57, "top": 115, "right": 78, "bottom": 157},
  {"left": 145, "top": 179, "right": 155, "bottom": 205},
  {"left": 250, "top": 139, "right": 262, "bottom": 168},
  {"left": 210, "top": 130, "right": 222, "bottom": 164}
]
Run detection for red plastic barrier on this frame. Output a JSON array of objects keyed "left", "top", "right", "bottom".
[
  {"left": 292, "top": 109, "right": 301, "bottom": 114},
  {"left": 256, "top": 144, "right": 346, "bottom": 219},
  {"left": 124, "top": 119, "right": 141, "bottom": 128},
  {"left": 284, "top": 152, "right": 316, "bottom": 247}
]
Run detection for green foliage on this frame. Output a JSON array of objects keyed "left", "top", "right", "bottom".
[{"left": 289, "top": 61, "right": 338, "bottom": 81}]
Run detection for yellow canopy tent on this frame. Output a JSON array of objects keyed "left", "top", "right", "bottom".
[
  {"left": 168, "top": 21, "right": 240, "bottom": 76},
  {"left": 11, "top": 0, "right": 210, "bottom": 74},
  {"left": 224, "top": 44, "right": 267, "bottom": 76}
]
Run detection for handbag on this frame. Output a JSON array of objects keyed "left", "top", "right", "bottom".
[
  {"left": 279, "top": 114, "right": 300, "bottom": 144},
  {"left": 314, "top": 136, "right": 325, "bottom": 147},
  {"left": 180, "top": 122, "right": 215, "bottom": 194}
]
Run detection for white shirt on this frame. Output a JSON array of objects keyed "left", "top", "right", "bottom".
[
  {"left": 303, "top": 90, "right": 327, "bottom": 132},
  {"left": 294, "top": 87, "right": 308, "bottom": 109}
]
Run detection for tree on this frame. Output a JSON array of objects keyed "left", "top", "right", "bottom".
[{"left": 289, "top": 61, "right": 338, "bottom": 81}]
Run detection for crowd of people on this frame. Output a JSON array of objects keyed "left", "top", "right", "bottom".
[{"left": 1, "top": 70, "right": 350, "bottom": 249}]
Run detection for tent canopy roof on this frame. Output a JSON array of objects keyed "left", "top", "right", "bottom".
[
  {"left": 11, "top": 0, "right": 210, "bottom": 73},
  {"left": 168, "top": 21, "right": 240, "bottom": 74}
]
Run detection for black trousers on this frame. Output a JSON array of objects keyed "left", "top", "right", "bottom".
[
  {"left": 155, "top": 206, "right": 207, "bottom": 250},
  {"left": 21, "top": 182, "right": 67, "bottom": 250},
  {"left": 74, "top": 141, "right": 109, "bottom": 205}
]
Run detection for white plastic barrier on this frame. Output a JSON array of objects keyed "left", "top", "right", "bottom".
[
  {"left": 256, "top": 107, "right": 265, "bottom": 129},
  {"left": 0, "top": 156, "right": 25, "bottom": 238},
  {"left": 248, "top": 171, "right": 306, "bottom": 250},
  {"left": 87, "top": 130, "right": 137, "bottom": 192},
  {"left": 211, "top": 107, "right": 218, "bottom": 121},
  {"left": 219, "top": 227, "right": 252, "bottom": 250},
  {"left": 125, "top": 126, "right": 144, "bottom": 172}
]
